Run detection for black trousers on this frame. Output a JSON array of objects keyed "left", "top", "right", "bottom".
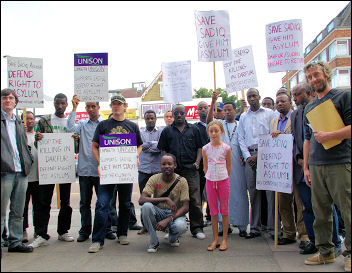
[
  {"left": 23, "top": 181, "right": 40, "bottom": 233},
  {"left": 36, "top": 183, "right": 72, "bottom": 239}
]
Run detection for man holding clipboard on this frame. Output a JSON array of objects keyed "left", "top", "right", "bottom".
[{"left": 302, "top": 61, "right": 350, "bottom": 272}]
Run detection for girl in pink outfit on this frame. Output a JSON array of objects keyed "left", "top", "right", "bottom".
[{"left": 202, "top": 120, "right": 231, "bottom": 251}]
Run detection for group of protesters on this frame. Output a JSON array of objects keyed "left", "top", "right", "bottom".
[{"left": 1, "top": 61, "right": 350, "bottom": 271}]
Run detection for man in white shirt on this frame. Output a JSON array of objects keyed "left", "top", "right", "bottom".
[{"left": 237, "top": 88, "right": 275, "bottom": 239}]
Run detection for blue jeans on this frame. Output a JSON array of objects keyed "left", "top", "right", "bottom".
[
  {"left": 1, "top": 173, "right": 28, "bottom": 248},
  {"left": 141, "top": 202, "right": 188, "bottom": 248},
  {"left": 92, "top": 183, "right": 132, "bottom": 245},
  {"left": 298, "top": 182, "right": 341, "bottom": 247}
]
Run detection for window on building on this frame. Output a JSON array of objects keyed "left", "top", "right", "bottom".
[
  {"left": 298, "top": 71, "right": 305, "bottom": 83},
  {"left": 337, "top": 40, "right": 349, "bottom": 56},
  {"left": 290, "top": 76, "right": 297, "bottom": 90},
  {"left": 316, "top": 32, "right": 323, "bottom": 44},
  {"left": 327, "top": 21, "right": 334, "bottom": 33},
  {"left": 305, "top": 46, "right": 311, "bottom": 55},
  {"left": 328, "top": 42, "right": 336, "bottom": 61},
  {"left": 331, "top": 69, "right": 351, "bottom": 88},
  {"left": 159, "top": 82, "right": 164, "bottom": 98},
  {"left": 320, "top": 49, "right": 327, "bottom": 62}
]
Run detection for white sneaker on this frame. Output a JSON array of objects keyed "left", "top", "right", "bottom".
[
  {"left": 29, "top": 236, "right": 49, "bottom": 248},
  {"left": 58, "top": 233, "right": 74, "bottom": 242},
  {"left": 195, "top": 232, "right": 206, "bottom": 240},
  {"left": 170, "top": 239, "right": 180, "bottom": 247},
  {"left": 164, "top": 233, "right": 169, "bottom": 240},
  {"left": 147, "top": 243, "right": 159, "bottom": 253},
  {"left": 88, "top": 242, "right": 102, "bottom": 253},
  {"left": 117, "top": 236, "right": 129, "bottom": 245}
]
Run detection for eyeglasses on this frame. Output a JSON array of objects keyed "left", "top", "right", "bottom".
[
  {"left": 1, "top": 96, "right": 16, "bottom": 101},
  {"left": 173, "top": 111, "right": 185, "bottom": 116}
]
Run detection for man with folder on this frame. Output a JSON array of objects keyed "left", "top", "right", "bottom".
[{"left": 302, "top": 61, "right": 351, "bottom": 272}]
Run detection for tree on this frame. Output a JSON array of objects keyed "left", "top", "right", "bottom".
[{"left": 193, "top": 87, "right": 241, "bottom": 109}]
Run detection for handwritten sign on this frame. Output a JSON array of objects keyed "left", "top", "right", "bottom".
[
  {"left": 195, "top": 10, "right": 232, "bottom": 62},
  {"left": 141, "top": 103, "right": 173, "bottom": 118},
  {"left": 74, "top": 53, "right": 109, "bottom": 102},
  {"left": 256, "top": 134, "right": 293, "bottom": 194},
  {"left": 38, "top": 133, "right": 75, "bottom": 185},
  {"left": 99, "top": 134, "right": 138, "bottom": 185},
  {"left": 161, "top": 61, "right": 192, "bottom": 103},
  {"left": 7, "top": 57, "right": 43, "bottom": 108},
  {"left": 266, "top": 19, "right": 304, "bottom": 72},
  {"left": 223, "top": 45, "right": 258, "bottom": 93}
]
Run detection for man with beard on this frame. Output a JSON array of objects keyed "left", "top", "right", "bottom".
[
  {"left": 139, "top": 154, "right": 189, "bottom": 253},
  {"left": 302, "top": 61, "right": 350, "bottom": 272},
  {"left": 33, "top": 93, "right": 75, "bottom": 247},
  {"left": 291, "top": 83, "right": 342, "bottom": 256},
  {"left": 158, "top": 104, "right": 205, "bottom": 240},
  {"left": 237, "top": 88, "right": 276, "bottom": 239},
  {"left": 195, "top": 101, "right": 211, "bottom": 227},
  {"left": 270, "top": 92, "right": 308, "bottom": 248}
]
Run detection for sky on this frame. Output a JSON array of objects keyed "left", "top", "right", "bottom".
[{"left": 1, "top": 1, "right": 350, "bottom": 108}]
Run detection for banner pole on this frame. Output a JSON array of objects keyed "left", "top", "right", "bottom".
[
  {"left": 275, "top": 191, "right": 278, "bottom": 248},
  {"left": 56, "top": 184, "right": 61, "bottom": 209},
  {"left": 286, "top": 71, "right": 290, "bottom": 96},
  {"left": 213, "top": 62, "right": 217, "bottom": 112}
]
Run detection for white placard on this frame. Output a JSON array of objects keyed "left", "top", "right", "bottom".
[
  {"left": 7, "top": 57, "right": 44, "bottom": 108},
  {"left": 266, "top": 19, "right": 304, "bottom": 72},
  {"left": 256, "top": 134, "right": 293, "bottom": 194},
  {"left": 99, "top": 146, "right": 138, "bottom": 185},
  {"left": 195, "top": 10, "right": 232, "bottom": 62},
  {"left": 162, "top": 60, "right": 192, "bottom": 103},
  {"left": 38, "top": 133, "right": 76, "bottom": 185},
  {"left": 74, "top": 53, "right": 109, "bottom": 102},
  {"left": 223, "top": 45, "right": 258, "bottom": 93}
]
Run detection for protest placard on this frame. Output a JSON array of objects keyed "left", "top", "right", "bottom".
[
  {"left": 38, "top": 133, "right": 76, "bottom": 185},
  {"left": 256, "top": 134, "right": 293, "bottom": 194},
  {"left": 265, "top": 19, "right": 304, "bottom": 72},
  {"left": 141, "top": 103, "right": 173, "bottom": 118},
  {"left": 74, "top": 53, "right": 109, "bottom": 102},
  {"left": 7, "top": 57, "right": 44, "bottom": 108},
  {"left": 195, "top": 10, "right": 232, "bottom": 62},
  {"left": 99, "top": 134, "right": 138, "bottom": 185},
  {"left": 161, "top": 61, "right": 192, "bottom": 103},
  {"left": 223, "top": 45, "right": 258, "bottom": 93}
]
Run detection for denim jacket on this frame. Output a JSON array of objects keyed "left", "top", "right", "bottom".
[{"left": 1, "top": 111, "right": 33, "bottom": 175}]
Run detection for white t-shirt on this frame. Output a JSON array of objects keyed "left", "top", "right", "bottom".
[
  {"left": 51, "top": 114, "right": 68, "bottom": 133},
  {"left": 27, "top": 132, "right": 38, "bottom": 182}
]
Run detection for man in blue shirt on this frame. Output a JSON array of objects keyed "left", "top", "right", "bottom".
[{"left": 67, "top": 95, "right": 115, "bottom": 242}]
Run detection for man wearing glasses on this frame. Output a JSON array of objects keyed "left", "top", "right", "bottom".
[{"left": 157, "top": 104, "right": 205, "bottom": 240}]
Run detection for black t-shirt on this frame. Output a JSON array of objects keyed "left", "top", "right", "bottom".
[
  {"left": 304, "top": 89, "right": 351, "bottom": 165},
  {"left": 93, "top": 118, "right": 143, "bottom": 147},
  {"left": 157, "top": 121, "right": 202, "bottom": 171}
]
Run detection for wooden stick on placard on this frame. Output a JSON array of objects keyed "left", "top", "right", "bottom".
[
  {"left": 22, "top": 108, "right": 27, "bottom": 124},
  {"left": 241, "top": 90, "right": 248, "bottom": 112},
  {"left": 56, "top": 184, "right": 61, "bottom": 209},
  {"left": 286, "top": 71, "right": 291, "bottom": 96},
  {"left": 213, "top": 62, "right": 217, "bottom": 112}
]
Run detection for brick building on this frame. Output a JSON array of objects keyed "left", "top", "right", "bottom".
[{"left": 283, "top": 2, "right": 351, "bottom": 92}]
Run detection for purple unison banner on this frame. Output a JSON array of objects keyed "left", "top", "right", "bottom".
[
  {"left": 99, "top": 134, "right": 138, "bottom": 185},
  {"left": 74, "top": 52, "right": 109, "bottom": 102}
]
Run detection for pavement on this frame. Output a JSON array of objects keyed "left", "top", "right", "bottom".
[{"left": 1, "top": 181, "right": 348, "bottom": 272}]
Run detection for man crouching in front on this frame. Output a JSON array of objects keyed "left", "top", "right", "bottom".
[{"left": 138, "top": 153, "right": 189, "bottom": 253}]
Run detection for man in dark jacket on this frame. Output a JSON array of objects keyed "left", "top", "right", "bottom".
[{"left": 1, "top": 88, "right": 33, "bottom": 254}]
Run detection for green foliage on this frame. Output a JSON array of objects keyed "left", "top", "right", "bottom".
[{"left": 193, "top": 87, "right": 241, "bottom": 109}]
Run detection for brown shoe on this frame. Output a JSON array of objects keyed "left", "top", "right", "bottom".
[{"left": 305, "top": 252, "right": 335, "bottom": 265}]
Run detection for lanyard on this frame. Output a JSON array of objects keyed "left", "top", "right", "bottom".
[{"left": 225, "top": 121, "right": 237, "bottom": 142}]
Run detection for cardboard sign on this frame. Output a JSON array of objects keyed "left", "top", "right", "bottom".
[
  {"left": 266, "top": 19, "right": 304, "bottom": 72},
  {"left": 161, "top": 61, "right": 192, "bottom": 103},
  {"left": 74, "top": 53, "right": 109, "bottom": 102},
  {"left": 256, "top": 134, "right": 293, "bottom": 194},
  {"left": 141, "top": 103, "right": 173, "bottom": 118},
  {"left": 38, "top": 133, "right": 76, "bottom": 185},
  {"left": 223, "top": 45, "right": 258, "bottom": 93},
  {"left": 7, "top": 57, "right": 44, "bottom": 108},
  {"left": 195, "top": 10, "right": 232, "bottom": 62},
  {"left": 99, "top": 134, "right": 138, "bottom": 185}
]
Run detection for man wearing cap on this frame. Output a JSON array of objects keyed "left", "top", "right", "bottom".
[{"left": 88, "top": 95, "right": 143, "bottom": 253}]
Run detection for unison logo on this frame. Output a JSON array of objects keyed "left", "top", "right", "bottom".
[
  {"left": 76, "top": 54, "right": 104, "bottom": 66},
  {"left": 102, "top": 135, "right": 132, "bottom": 146}
]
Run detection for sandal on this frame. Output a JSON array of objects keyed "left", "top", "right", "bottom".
[
  {"left": 207, "top": 242, "right": 220, "bottom": 251},
  {"left": 219, "top": 243, "right": 227, "bottom": 251}
]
